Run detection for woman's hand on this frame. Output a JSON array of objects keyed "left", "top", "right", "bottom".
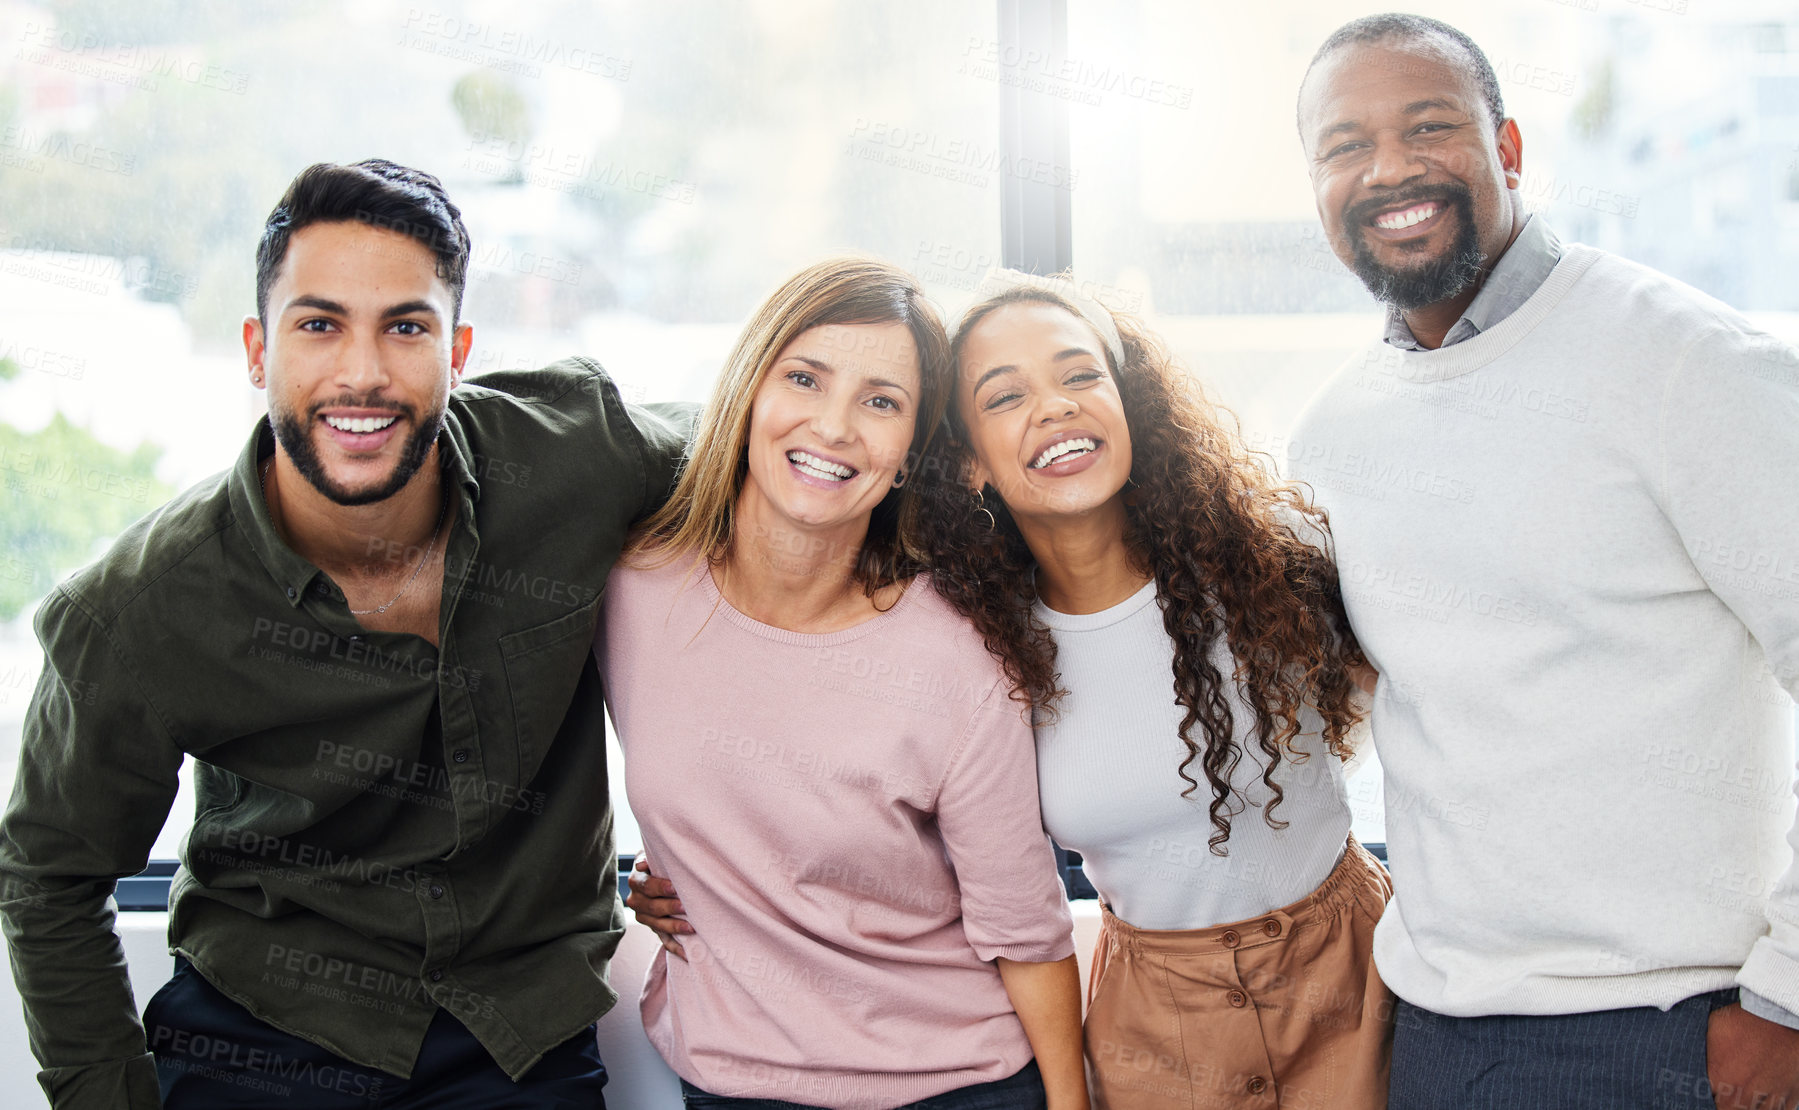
[{"left": 624, "top": 856, "right": 692, "bottom": 958}]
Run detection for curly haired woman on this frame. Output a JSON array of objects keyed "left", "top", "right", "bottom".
[{"left": 914, "top": 274, "right": 1394, "bottom": 1110}]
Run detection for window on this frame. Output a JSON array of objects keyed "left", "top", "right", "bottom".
[
  {"left": 0, "top": 0, "right": 1794, "bottom": 874},
  {"left": 1059, "top": 0, "right": 1799, "bottom": 844},
  {"left": 0, "top": 0, "right": 1000, "bottom": 859}
]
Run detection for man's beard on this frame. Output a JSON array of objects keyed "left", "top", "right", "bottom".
[
  {"left": 270, "top": 395, "right": 444, "bottom": 507},
  {"left": 1345, "top": 185, "right": 1487, "bottom": 311}
]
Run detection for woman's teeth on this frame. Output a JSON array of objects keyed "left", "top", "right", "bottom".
[
  {"left": 788, "top": 450, "right": 856, "bottom": 482},
  {"left": 325, "top": 415, "right": 398, "bottom": 434},
  {"left": 1031, "top": 438, "right": 1096, "bottom": 469}
]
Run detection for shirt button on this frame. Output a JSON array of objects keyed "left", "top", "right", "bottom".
[
  {"left": 1247, "top": 1076, "right": 1268, "bottom": 1095},
  {"left": 1221, "top": 929, "right": 1240, "bottom": 948},
  {"left": 1263, "top": 918, "right": 1281, "bottom": 937},
  {"left": 429, "top": 885, "right": 445, "bottom": 900},
  {"left": 452, "top": 749, "right": 470, "bottom": 764},
  {"left": 285, "top": 586, "right": 297, "bottom": 600},
  {"left": 428, "top": 968, "right": 444, "bottom": 982},
  {"left": 1227, "top": 990, "right": 1247, "bottom": 1008}
]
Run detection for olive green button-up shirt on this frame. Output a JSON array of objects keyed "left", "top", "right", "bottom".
[{"left": 0, "top": 359, "right": 693, "bottom": 1109}]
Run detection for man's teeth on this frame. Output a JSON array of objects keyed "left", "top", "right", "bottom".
[
  {"left": 788, "top": 450, "right": 855, "bottom": 481},
  {"left": 1375, "top": 203, "right": 1438, "bottom": 230},
  {"left": 1031, "top": 437, "right": 1097, "bottom": 469},
  {"left": 325, "top": 415, "right": 398, "bottom": 434}
]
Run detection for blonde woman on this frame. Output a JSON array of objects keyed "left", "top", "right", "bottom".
[{"left": 595, "top": 258, "right": 1086, "bottom": 1110}]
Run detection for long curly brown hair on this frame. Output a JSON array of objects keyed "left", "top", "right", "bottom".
[{"left": 918, "top": 286, "right": 1366, "bottom": 854}]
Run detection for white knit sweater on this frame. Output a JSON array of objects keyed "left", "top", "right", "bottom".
[{"left": 1290, "top": 243, "right": 1799, "bottom": 1018}]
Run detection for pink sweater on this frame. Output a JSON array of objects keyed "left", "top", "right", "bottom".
[{"left": 597, "top": 557, "right": 1074, "bottom": 1109}]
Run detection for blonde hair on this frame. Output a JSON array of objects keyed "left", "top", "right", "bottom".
[{"left": 633, "top": 257, "right": 952, "bottom": 592}]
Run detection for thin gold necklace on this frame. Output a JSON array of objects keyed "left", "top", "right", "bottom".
[{"left": 261, "top": 457, "right": 449, "bottom": 616}]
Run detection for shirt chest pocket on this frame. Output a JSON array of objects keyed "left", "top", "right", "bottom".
[{"left": 498, "top": 596, "right": 602, "bottom": 784}]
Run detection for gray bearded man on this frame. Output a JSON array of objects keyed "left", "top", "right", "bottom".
[{"left": 1291, "top": 13, "right": 1799, "bottom": 1110}]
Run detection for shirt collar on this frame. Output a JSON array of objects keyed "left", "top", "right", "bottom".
[
  {"left": 228, "top": 409, "right": 482, "bottom": 609},
  {"left": 1383, "top": 215, "right": 1564, "bottom": 351}
]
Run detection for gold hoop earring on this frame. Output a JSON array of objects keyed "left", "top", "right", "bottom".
[{"left": 972, "top": 489, "right": 997, "bottom": 532}]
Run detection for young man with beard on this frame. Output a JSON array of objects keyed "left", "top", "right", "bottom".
[
  {"left": 1290, "top": 14, "right": 1799, "bottom": 1110},
  {"left": 0, "top": 160, "right": 690, "bottom": 1108}
]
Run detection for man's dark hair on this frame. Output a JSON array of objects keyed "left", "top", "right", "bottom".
[
  {"left": 1300, "top": 13, "right": 1506, "bottom": 134},
  {"left": 254, "top": 159, "right": 471, "bottom": 326}
]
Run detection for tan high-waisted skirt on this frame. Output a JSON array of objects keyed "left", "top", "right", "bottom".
[{"left": 1085, "top": 836, "right": 1394, "bottom": 1110}]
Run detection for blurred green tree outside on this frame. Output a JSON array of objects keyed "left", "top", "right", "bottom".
[{"left": 0, "top": 357, "right": 169, "bottom": 621}]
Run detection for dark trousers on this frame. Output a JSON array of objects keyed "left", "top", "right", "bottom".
[
  {"left": 679, "top": 1060, "right": 1044, "bottom": 1110},
  {"left": 1389, "top": 988, "right": 1738, "bottom": 1110},
  {"left": 143, "top": 958, "right": 608, "bottom": 1108}
]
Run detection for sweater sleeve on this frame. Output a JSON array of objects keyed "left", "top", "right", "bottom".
[
  {"left": 1742, "top": 988, "right": 1799, "bottom": 1030},
  {"left": 1654, "top": 323, "right": 1799, "bottom": 1015},
  {"left": 934, "top": 681, "right": 1075, "bottom": 964}
]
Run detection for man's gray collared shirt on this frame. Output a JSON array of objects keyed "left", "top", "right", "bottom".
[{"left": 1383, "top": 215, "right": 1564, "bottom": 351}]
